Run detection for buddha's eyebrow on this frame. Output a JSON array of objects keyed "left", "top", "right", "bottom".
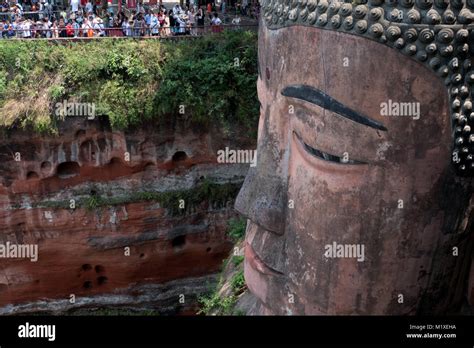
[{"left": 281, "top": 85, "right": 387, "bottom": 131}]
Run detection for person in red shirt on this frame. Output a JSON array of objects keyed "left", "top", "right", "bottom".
[
  {"left": 206, "top": 2, "right": 212, "bottom": 20},
  {"left": 65, "top": 20, "right": 74, "bottom": 37}
]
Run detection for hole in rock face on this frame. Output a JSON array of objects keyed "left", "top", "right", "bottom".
[
  {"left": 171, "top": 235, "right": 186, "bottom": 248},
  {"left": 109, "top": 157, "right": 121, "bottom": 165},
  {"left": 97, "top": 276, "right": 108, "bottom": 285},
  {"left": 57, "top": 162, "right": 80, "bottom": 179},
  {"left": 139, "top": 253, "right": 145, "bottom": 259},
  {"left": 83, "top": 281, "right": 93, "bottom": 289},
  {"left": 172, "top": 151, "right": 188, "bottom": 162},
  {"left": 40, "top": 161, "right": 52, "bottom": 174},
  {"left": 206, "top": 247, "right": 212, "bottom": 253},
  {"left": 81, "top": 264, "right": 92, "bottom": 271},
  {"left": 95, "top": 265, "right": 105, "bottom": 273},
  {"left": 26, "top": 171, "right": 39, "bottom": 180}
]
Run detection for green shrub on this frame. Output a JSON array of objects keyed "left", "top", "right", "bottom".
[
  {"left": 48, "top": 84, "right": 65, "bottom": 100},
  {"left": 231, "top": 255, "right": 244, "bottom": 267},
  {"left": 0, "top": 31, "right": 258, "bottom": 135},
  {"left": 227, "top": 217, "right": 247, "bottom": 241},
  {"left": 230, "top": 270, "right": 246, "bottom": 293}
]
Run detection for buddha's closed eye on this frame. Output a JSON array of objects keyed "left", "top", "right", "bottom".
[
  {"left": 283, "top": 84, "right": 386, "bottom": 166},
  {"left": 294, "top": 131, "right": 366, "bottom": 165}
]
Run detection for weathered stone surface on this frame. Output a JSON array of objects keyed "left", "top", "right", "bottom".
[
  {"left": 235, "top": 20, "right": 473, "bottom": 315},
  {"left": 260, "top": 0, "right": 474, "bottom": 175},
  {"left": 0, "top": 118, "right": 254, "bottom": 314}
]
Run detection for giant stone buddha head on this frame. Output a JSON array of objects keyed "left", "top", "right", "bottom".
[{"left": 235, "top": 0, "right": 474, "bottom": 315}]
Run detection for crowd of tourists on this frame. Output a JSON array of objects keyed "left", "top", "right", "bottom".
[{"left": 0, "top": 0, "right": 259, "bottom": 38}]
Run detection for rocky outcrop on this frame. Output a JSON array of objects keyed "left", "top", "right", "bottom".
[{"left": 0, "top": 117, "right": 254, "bottom": 314}]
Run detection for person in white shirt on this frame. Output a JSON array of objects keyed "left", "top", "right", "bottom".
[
  {"left": 85, "top": 0, "right": 93, "bottom": 15},
  {"left": 94, "top": 18, "right": 104, "bottom": 36},
  {"left": 42, "top": 18, "right": 51, "bottom": 38},
  {"left": 175, "top": 14, "right": 186, "bottom": 34},
  {"left": 211, "top": 12, "right": 221, "bottom": 25},
  {"left": 122, "top": 19, "right": 132, "bottom": 37},
  {"left": 13, "top": 18, "right": 21, "bottom": 38},
  {"left": 172, "top": 4, "right": 182, "bottom": 17},
  {"left": 22, "top": 19, "right": 31, "bottom": 38},
  {"left": 188, "top": 7, "right": 196, "bottom": 36},
  {"left": 71, "top": 0, "right": 79, "bottom": 13},
  {"left": 51, "top": 19, "right": 58, "bottom": 38},
  {"left": 150, "top": 12, "right": 160, "bottom": 36}
]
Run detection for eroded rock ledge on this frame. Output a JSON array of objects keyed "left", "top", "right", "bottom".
[{"left": 0, "top": 118, "right": 254, "bottom": 314}]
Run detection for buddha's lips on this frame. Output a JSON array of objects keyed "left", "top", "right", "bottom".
[{"left": 245, "top": 242, "right": 284, "bottom": 276}]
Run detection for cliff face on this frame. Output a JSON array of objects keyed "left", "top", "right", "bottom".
[{"left": 0, "top": 118, "right": 253, "bottom": 315}]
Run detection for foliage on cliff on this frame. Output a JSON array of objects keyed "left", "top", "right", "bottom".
[
  {"left": 198, "top": 218, "right": 247, "bottom": 315},
  {"left": 0, "top": 31, "right": 258, "bottom": 135}
]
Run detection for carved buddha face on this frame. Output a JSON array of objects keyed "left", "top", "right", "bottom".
[{"left": 235, "top": 24, "right": 473, "bottom": 315}]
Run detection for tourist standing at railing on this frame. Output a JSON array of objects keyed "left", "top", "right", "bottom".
[
  {"left": 175, "top": 13, "right": 186, "bottom": 35},
  {"left": 167, "top": 9, "right": 174, "bottom": 34},
  {"left": 210, "top": 11, "right": 221, "bottom": 33},
  {"left": 144, "top": 8, "right": 150, "bottom": 35},
  {"left": 22, "top": 18, "right": 31, "bottom": 38},
  {"left": 65, "top": 19, "right": 74, "bottom": 36},
  {"left": 206, "top": 2, "right": 211, "bottom": 20},
  {"left": 122, "top": 17, "right": 129, "bottom": 36},
  {"left": 85, "top": 0, "right": 93, "bottom": 15},
  {"left": 40, "top": 16, "right": 50, "bottom": 37},
  {"left": 42, "top": 0, "right": 53, "bottom": 21},
  {"left": 1, "top": 20, "right": 7, "bottom": 39},
  {"left": 93, "top": 17, "right": 105, "bottom": 37},
  {"left": 133, "top": 12, "right": 145, "bottom": 37},
  {"left": 72, "top": 17, "right": 79, "bottom": 37},
  {"left": 71, "top": 0, "right": 79, "bottom": 13},
  {"left": 241, "top": 0, "right": 247, "bottom": 15},
  {"left": 13, "top": 17, "right": 20, "bottom": 38},
  {"left": 0, "top": 1, "right": 8, "bottom": 13},
  {"left": 188, "top": 7, "right": 196, "bottom": 36},
  {"left": 157, "top": 9, "right": 165, "bottom": 35},
  {"left": 150, "top": 10, "right": 159, "bottom": 36},
  {"left": 10, "top": 3, "right": 22, "bottom": 22},
  {"left": 76, "top": 10, "right": 84, "bottom": 27},
  {"left": 30, "top": 3, "right": 39, "bottom": 21},
  {"left": 51, "top": 19, "right": 58, "bottom": 38},
  {"left": 7, "top": 22, "right": 14, "bottom": 38},
  {"left": 172, "top": 4, "right": 182, "bottom": 17},
  {"left": 196, "top": 6, "right": 203, "bottom": 34},
  {"left": 82, "top": 16, "right": 93, "bottom": 37},
  {"left": 58, "top": 17, "right": 67, "bottom": 37}
]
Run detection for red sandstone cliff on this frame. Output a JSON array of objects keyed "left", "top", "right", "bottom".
[{"left": 0, "top": 118, "right": 254, "bottom": 315}]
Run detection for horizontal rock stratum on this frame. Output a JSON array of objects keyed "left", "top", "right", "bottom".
[{"left": 0, "top": 117, "right": 255, "bottom": 315}]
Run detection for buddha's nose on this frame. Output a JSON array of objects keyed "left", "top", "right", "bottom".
[{"left": 234, "top": 166, "right": 287, "bottom": 235}]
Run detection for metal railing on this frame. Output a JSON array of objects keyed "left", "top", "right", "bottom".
[{"left": 0, "top": 23, "right": 258, "bottom": 40}]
